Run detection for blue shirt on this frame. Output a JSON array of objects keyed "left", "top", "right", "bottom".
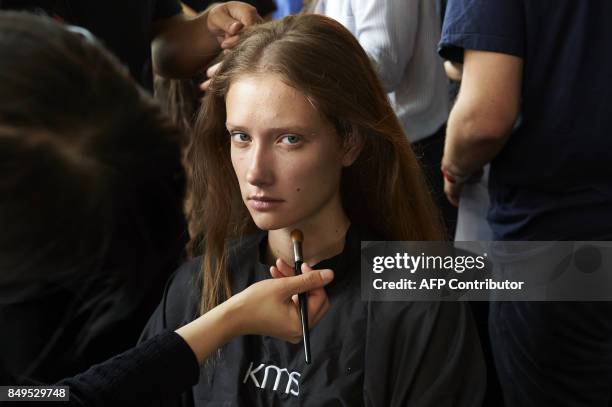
[
  {"left": 439, "top": 0, "right": 612, "bottom": 240},
  {"left": 273, "top": 0, "right": 303, "bottom": 19}
]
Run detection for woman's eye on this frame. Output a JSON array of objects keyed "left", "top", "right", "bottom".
[
  {"left": 231, "top": 132, "right": 251, "bottom": 143},
  {"left": 280, "top": 135, "right": 301, "bottom": 145}
]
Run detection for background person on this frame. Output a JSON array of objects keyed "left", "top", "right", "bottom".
[
  {"left": 439, "top": 0, "right": 612, "bottom": 405},
  {"left": 0, "top": 1, "right": 262, "bottom": 89}
]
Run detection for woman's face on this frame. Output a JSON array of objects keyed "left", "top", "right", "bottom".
[{"left": 226, "top": 73, "right": 355, "bottom": 231}]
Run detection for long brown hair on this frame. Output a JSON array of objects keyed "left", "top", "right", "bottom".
[{"left": 188, "top": 14, "right": 445, "bottom": 315}]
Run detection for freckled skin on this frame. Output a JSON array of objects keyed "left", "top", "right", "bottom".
[{"left": 226, "top": 74, "right": 353, "bottom": 232}]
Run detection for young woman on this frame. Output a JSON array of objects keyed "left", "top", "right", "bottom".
[{"left": 141, "top": 14, "right": 486, "bottom": 406}]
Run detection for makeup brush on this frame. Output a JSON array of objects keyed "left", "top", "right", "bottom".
[{"left": 291, "top": 229, "right": 311, "bottom": 364}]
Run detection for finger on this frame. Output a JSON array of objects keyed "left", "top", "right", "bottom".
[
  {"left": 200, "top": 78, "right": 212, "bottom": 92},
  {"left": 227, "top": 21, "right": 243, "bottom": 35},
  {"left": 301, "top": 262, "right": 316, "bottom": 274},
  {"left": 226, "top": 1, "right": 261, "bottom": 27},
  {"left": 276, "top": 258, "right": 295, "bottom": 277},
  {"left": 300, "top": 263, "right": 332, "bottom": 300},
  {"left": 209, "top": 4, "right": 244, "bottom": 36},
  {"left": 281, "top": 269, "right": 334, "bottom": 296},
  {"left": 288, "top": 335, "right": 301, "bottom": 345},
  {"left": 299, "top": 263, "right": 326, "bottom": 296},
  {"left": 221, "top": 35, "right": 241, "bottom": 49},
  {"left": 206, "top": 61, "right": 222, "bottom": 79},
  {"left": 270, "top": 266, "right": 284, "bottom": 279}
]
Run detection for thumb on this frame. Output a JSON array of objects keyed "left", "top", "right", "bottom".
[{"left": 282, "top": 269, "right": 334, "bottom": 296}]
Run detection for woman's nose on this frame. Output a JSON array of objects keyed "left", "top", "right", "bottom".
[{"left": 245, "top": 144, "right": 274, "bottom": 188}]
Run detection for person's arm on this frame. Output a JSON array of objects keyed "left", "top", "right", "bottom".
[
  {"left": 56, "top": 269, "right": 333, "bottom": 406},
  {"left": 152, "top": 1, "right": 262, "bottom": 78},
  {"left": 175, "top": 266, "right": 333, "bottom": 362},
  {"left": 442, "top": 49, "right": 523, "bottom": 205},
  {"left": 349, "top": 0, "right": 419, "bottom": 92}
]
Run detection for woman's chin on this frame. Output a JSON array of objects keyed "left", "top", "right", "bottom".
[{"left": 251, "top": 214, "right": 290, "bottom": 231}]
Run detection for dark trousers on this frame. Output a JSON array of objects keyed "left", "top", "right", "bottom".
[{"left": 490, "top": 301, "right": 612, "bottom": 406}]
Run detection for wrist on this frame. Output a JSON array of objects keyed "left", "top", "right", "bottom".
[
  {"left": 198, "top": 10, "right": 222, "bottom": 52},
  {"left": 441, "top": 163, "right": 471, "bottom": 184},
  {"left": 218, "top": 294, "right": 248, "bottom": 339},
  {"left": 175, "top": 299, "right": 238, "bottom": 364}
]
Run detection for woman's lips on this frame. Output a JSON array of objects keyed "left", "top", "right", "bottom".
[{"left": 247, "top": 197, "right": 284, "bottom": 211}]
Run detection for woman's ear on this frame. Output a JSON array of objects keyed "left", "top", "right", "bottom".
[{"left": 342, "top": 126, "right": 364, "bottom": 167}]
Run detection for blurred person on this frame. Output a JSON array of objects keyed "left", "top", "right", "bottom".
[
  {"left": 273, "top": 0, "right": 302, "bottom": 19},
  {"left": 0, "top": 10, "right": 187, "bottom": 383},
  {"left": 0, "top": 0, "right": 262, "bottom": 90},
  {"left": 439, "top": 0, "right": 612, "bottom": 405}
]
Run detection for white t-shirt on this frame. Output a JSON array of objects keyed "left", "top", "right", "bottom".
[{"left": 315, "top": 0, "right": 450, "bottom": 142}]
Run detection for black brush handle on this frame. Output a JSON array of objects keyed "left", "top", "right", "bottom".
[{"left": 295, "top": 259, "right": 311, "bottom": 364}]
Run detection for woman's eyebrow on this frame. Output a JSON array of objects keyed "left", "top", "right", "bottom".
[
  {"left": 225, "top": 123, "right": 245, "bottom": 130},
  {"left": 226, "top": 123, "right": 313, "bottom": 134},
  {"left": 265, "top": 126, "right": 312, "bottom": 134}
]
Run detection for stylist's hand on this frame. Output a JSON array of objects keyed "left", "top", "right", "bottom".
[
  {"left": 228, "top": 265, "right": 334, "bottom": 343},
  {"left": 206, "top": 2, "right": 262, "bottom": 50},
  {"left": 200, "top": 2, "right": 260, "bottom": 91},
  {"left": 200, "top": 60, "right": 222, "bottom": 91}
]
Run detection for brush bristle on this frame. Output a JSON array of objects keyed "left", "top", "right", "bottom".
[{"left": 290, "top": 229, "right": 303, "bottom": 243}]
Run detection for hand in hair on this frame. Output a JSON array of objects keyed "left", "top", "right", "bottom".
[
  {"left": 200, "top": 60, "right": 222, "bottom": 91},
  {"left": 207, "top": 2, "right": 262, "bottom": 50},
  {"left": 153, "top": 2, "right": 262, "bottom": 78}
]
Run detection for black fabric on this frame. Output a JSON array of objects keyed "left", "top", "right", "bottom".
[
  {"left": 140, "top": 225, "right": 486, "bottom": 406},
  {"left": 489, "top": 301, "right": 612, "bottom": 407},
  {"left": 0, "top": 137, "right": 187, "bottom": 384},
  {"left": 0, "top": 0, "right": 182, "bottom": 90},
  {"left": 1, "top": 331, "right": 200, "bottom": 406},
  {"left": 58, "top": 331, "right": 199, "bottom": 407},
  {"left": 0, "top": 73, "right": 187, "bottom": 384},
  {"left": 182, "top": 0, "right": 277, "bottom": 16}
]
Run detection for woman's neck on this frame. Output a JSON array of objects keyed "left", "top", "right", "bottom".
[{"left": 265, "top": 209, "right": 350, "bottom": 268}]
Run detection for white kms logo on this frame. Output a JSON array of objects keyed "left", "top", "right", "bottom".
[{"left": 242, "top": 361, "right": 301, "bottom": 397}]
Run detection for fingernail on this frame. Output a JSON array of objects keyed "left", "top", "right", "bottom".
[{"left": 319, "top": 269, "right": 333, "bottom": 282}]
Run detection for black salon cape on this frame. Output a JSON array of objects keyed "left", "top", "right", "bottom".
[{"left": 140, "top": 226, "right": 486, "bottom": 406}]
